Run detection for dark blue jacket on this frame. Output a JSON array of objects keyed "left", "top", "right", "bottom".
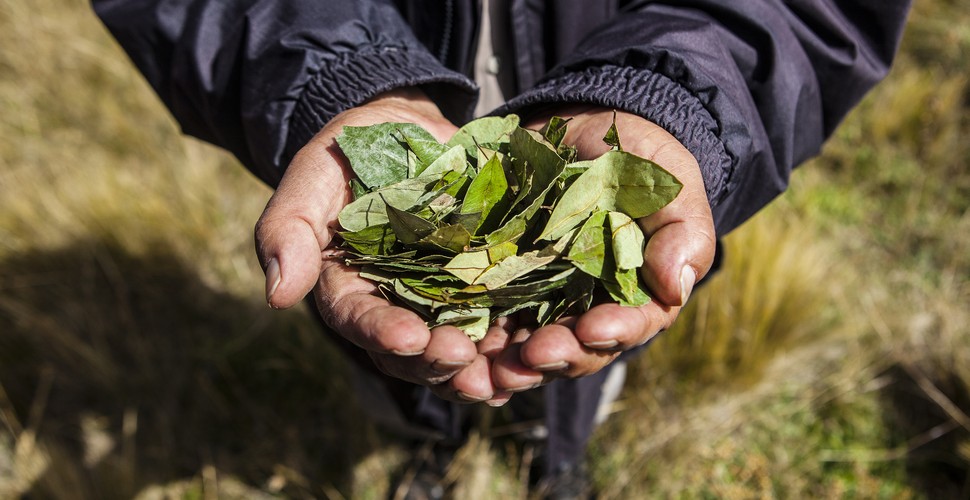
[{"left": 92, "top": 0, "right": 910, "bottom": 235}]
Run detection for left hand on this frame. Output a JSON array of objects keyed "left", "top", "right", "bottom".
[
  {"left": 485, "top": 107, "right": 718, "bottom": 392},
  {"left": 254, "top": 89, "right": 503, "bottom": 404}
]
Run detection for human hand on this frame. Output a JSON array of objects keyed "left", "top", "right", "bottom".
[
  {"left": 486, "top": 107, "right": 717, "bottom": 392},
  {"left": 254, "top": 89, "right": 505, "bottom": 404}
]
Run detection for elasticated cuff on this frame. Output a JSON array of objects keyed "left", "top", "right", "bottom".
[
  {"left": 284, "top": 47, "right": 478, "bottom": 167},
  {"left": 499, "top": 65, "right": 733, "bottom": 207}
]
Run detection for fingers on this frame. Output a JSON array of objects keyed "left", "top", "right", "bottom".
[
  {"left": 638, "top": 209, "right": 715, "bottom": 307},
  {"left": 472, "top": 321, "right": 516, "bottom": 406},
  {"left": 255, "top": 141, "right": 353, "bottom": 309},
  {"left": 550, "top": 108, "right": 717, "bottom": 308},
  {"left": 254, "top": 88, "right": 457, "bottom": 309},
  {"left": 254, "top": 89, "right": 501, "bottom": 402},
  {"left": 431, "top": 354, "right": 499, "bottom": 403},
  {"left": 491, "top": 327, "right": 543, "bottom": 393},
  {"left": 491, "top": 319, "right": 623, "bottom": 392},
  {"left": 321, "top": 267, "right": 488, "bottom": 403},
  {"left": 634, "top": 136, "right": 716, "bottom": 308},
  {"left": 316, "top": 256, "right": 487, "bottom": 401},
  {"left": 490, "top": 299, "right": 674, "bottom": 392},
  {"left": 315, "top": 257, "right": 432, "bottom": 355},
  {"left": 492, "top": 109, "right": 717, "bottom": 390},
  {"left": 573, "top": 301, "right": 677, "bottom": 351},
  {"left": 420, "top": 319, "right": 523, "bottom": 405},
  {"left": 370, "top": 341, "right": 499, "bottom": 404},
  {"left": 519, "top": 323, "right": 621, "bottom": 378},
  {"left": 570, "top": 136, "right": 712, "bottom": 349},
  {"left": 257, "top": 102, "right": 714, "bottom": 402},
  {"left": 367, "top": 325, "right": 478, "bottom": 385}
]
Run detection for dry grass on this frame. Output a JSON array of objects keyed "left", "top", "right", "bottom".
[
  {"left": 582, "top": 0, "right": 970, "bottom": 496},
  {"left": 0, "top": 1, "right": 375, "bottom": 498},
  {"left": 643, "top": 202, "right": 838, "bottom": 388},
  {"left": 2, "top": 0, "right": 969, "bottom": 498}
]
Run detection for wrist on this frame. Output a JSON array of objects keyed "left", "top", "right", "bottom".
[
  {"left": 362, "top": 87, "right": 429, "bottom": 107},
  {"left": 351, "top": 88, "right": 457, "bottom": 144}
]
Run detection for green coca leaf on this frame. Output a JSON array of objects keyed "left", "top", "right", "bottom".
[
  {"left": 608, "top": 211, "right": 645, "bottom": 270},
  {"left": 448, "top": 115, "right": 520, "bottom": 158},
  {"left": 539, "top": 151, "right": 681, "bottom": 241},
  {"left": 337, "top": 123, "right": 433, "bottom": 188}
]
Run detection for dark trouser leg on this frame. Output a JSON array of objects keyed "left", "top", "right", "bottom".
[
  {"left": 540, "top": 239, "right": 724, "bottom": 473},
  {"left": 539, "top": 336, "right": 658, "bottom": 476},
  {"left": 541, "top": 365, "right": 613, "bottom": 475}
]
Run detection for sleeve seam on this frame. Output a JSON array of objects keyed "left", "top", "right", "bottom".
[
  {"left": 277, "top": 47, "right": 477, "bottom": 178},
  {"left": 499, "top": 65, "right": 736, "bottom": 207}
]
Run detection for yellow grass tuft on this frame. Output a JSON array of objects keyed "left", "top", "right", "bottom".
[{"left": 641, "top": 201, "right": 839, "bottom": 387}]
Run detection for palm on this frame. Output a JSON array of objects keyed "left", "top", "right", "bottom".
[
  {"left": 255, "top": 90, "right": 505, "bottom": 404},
  {"left": 486, "top": 108, "right": 717, "bottom": 391}
]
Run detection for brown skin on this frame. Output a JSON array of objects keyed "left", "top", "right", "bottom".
[
  {"left": 487, "top": 107, "right": 717, "bottom": 392},
  {"left": 254, "top": 91, "right": 716, "bottom": 406}
]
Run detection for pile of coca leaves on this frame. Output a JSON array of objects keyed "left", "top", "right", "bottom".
[{"left": 335, "top": 114, "right": 682, "bottom": 341}]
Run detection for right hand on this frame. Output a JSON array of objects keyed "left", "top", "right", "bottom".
[
  {"left": 254, "top": 89, "right": 507, "bottom": 405},
  {"left": 485, "top": 107, "right": 717, "bottom": 393}
]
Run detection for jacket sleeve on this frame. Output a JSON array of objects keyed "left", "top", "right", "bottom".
[
  {"left": 92, "top": 0, "right": 477, "bottom": 186},
  {"left": 500, "top": 0, "right": 911, "bottom": 235}
]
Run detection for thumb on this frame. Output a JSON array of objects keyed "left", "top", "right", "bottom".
[
  {"left": 254, "top": 139, "right": 353, "bottom": 308},
  {"left": 637, "top": 142, "right": 716, "bottom": 308}
]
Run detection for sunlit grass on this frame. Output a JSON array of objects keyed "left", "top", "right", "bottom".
[
  {"left": 2, "top": 0, "right": 969, "bottom": 498},
  {"left": 0, "top": 1, "right": 370, "bottom": 498},
  {"left": 643, "top": 202, "right": 838, "bottom": 387}
]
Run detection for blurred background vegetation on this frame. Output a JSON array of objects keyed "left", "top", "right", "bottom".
[{"left": 1, "top": 0, "right": 968, "bottom": 498}]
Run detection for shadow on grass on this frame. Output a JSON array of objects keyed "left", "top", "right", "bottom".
[
  {"left": 879, "top": 364, "right": 970, "bottom": 499},
  {"left": 0, "top": 239, "right": 377, "bottom": 498}
]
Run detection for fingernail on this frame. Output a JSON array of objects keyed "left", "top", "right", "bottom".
[
  {"left": 490, "top": 391, "right": 514, "bottom": 406},
  {"left": 680, "top": 265, "right": 696, "bottom": 306},
  {"left": 584, "top": 339, "right": 619, "bottom": 349},
  {"left": 506, "top": 383, "right": 540, "bottom": 393},
  {"left": 432, "top": 359, "right": 472, "bottom": 373},
  {"left": 390, "top": 348, "right": 426, "bottom": 356},
  {"left": 533, "top": 360, "right": 569, "bottom": 371},
  {"left": 457, "top": 391, "right": 492, "bottom": 403},
  {"left": 265, "top": 258, "right": 281, "bottom": 306}
]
